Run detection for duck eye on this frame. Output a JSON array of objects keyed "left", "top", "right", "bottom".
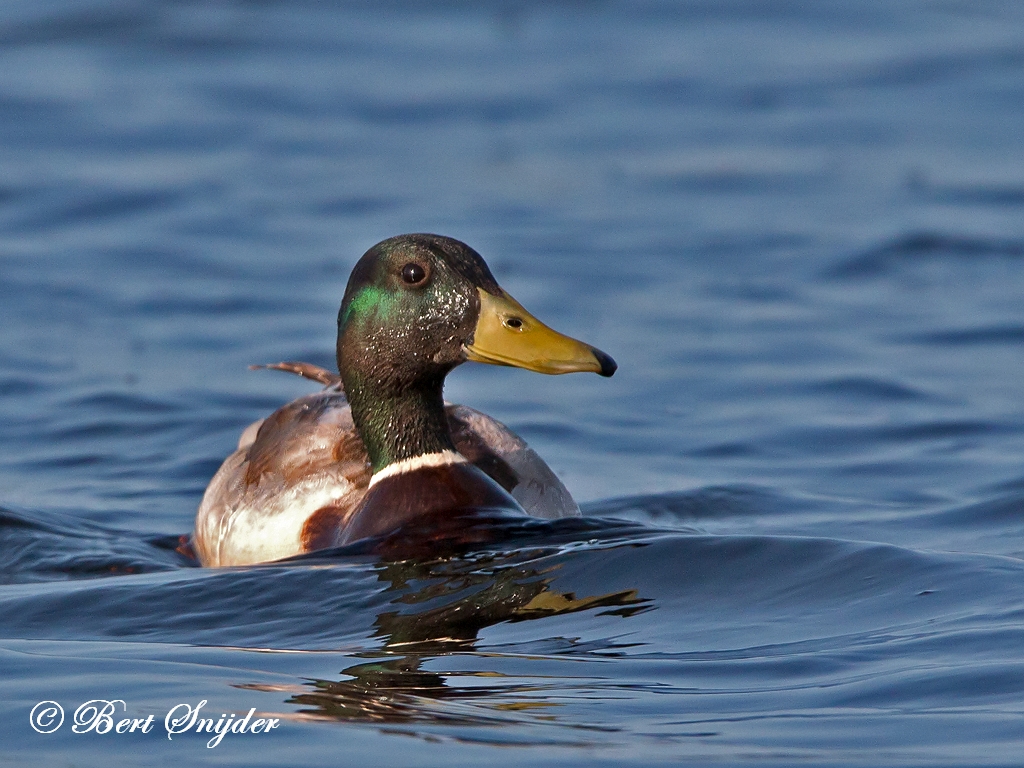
[
  {"left": 401, "top": 262, "right": 427, "bottom": 285},
  {"left": 504, "top": 316, "right": 524, "bottom": 330}
]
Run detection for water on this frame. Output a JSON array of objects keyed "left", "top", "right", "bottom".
[{"left": 2, "top": 1, "right": 1024, "bottom": 765}]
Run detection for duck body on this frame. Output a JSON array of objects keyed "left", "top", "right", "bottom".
[
  {"left": 194, "top": 377, "right": 580, "bottom": 566},
  {"left": 193, "top": 234, "right": 614, "bottom": 567}
]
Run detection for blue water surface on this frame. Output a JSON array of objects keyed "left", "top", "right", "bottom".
[{"left": 2, "top": 1, "right": 1024, "bottom": 765}]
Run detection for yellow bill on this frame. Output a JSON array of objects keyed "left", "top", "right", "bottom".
[{"left": 464, "top": 288, "right": 616, "bottom": 377}]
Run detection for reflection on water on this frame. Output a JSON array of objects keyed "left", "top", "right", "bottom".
[
  {"left": 368, "top": 555, "right": 649, "bottom": 645},
  {"left": 270, "top": 544, "right": 650, "bottom": 727}
]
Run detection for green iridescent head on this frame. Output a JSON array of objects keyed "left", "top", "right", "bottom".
[
  {"left": 335, "top": 233, "right": 615, "bottom": 470},
  {"left": 337, "top": 234, "right": 502, "bottom": 391}
]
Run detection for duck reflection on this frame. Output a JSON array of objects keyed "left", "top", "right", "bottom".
[{"left": 241, "top": 543, "right": 651, "bottom": 727}]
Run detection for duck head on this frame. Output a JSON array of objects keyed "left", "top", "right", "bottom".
[{"left": 336, "top": 234, "right": 615, "bottom": 472}]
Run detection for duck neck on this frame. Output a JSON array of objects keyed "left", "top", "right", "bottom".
[{"left": 344, "top": 371, "right": 456, "bottom": 474}]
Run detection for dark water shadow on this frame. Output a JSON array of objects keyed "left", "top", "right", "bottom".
[
  {"left": 0, "top": 505, "right": 192, "bottom": 584},
  {"left": 824, "top": 232, "right": 1024, "bottom": 280}
]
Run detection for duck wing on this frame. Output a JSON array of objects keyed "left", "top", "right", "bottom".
[
  {"left": 445, "top": 404, "right": 580, "bottom": 520},
  {"left": 194, "top": 388, "right": 368, "bottom": 566},
  {"left": 194, "top": 364, "right": 579, "bottom": 566}
]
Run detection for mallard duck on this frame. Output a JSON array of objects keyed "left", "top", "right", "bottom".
[{"left": 193, "top": 234, "right": 615, "bottom": 566}]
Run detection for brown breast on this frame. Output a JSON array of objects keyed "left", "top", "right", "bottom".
[{"left": 332, "top": 462, "right": 525, "bottom": 550}]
